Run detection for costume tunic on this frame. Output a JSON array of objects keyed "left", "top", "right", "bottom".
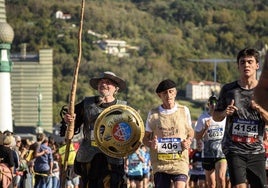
[{"left": 146, "top": 103, "right": 192, "bottom": 175}]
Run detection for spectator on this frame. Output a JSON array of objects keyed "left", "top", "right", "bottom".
[
  {"left": 12, "top": 135, "right": 24, "bottom": 188},
  {"left": 0, "top": 132, "right": 15, "bottom": 188},
  {"left": 58, "top": 141, "right": 80, "bottom": 188},
  {"left": 33, "top": 133, "right": 53, "bottom": 188},
  {"left": 48, "top": 137, "right": 57, "bottom": 155},
  {"left": 19, "top": 138, "right": 34, "bottom": 188},
  {"left": 52, "top": 153, "right": 60, "bottom": 188}
]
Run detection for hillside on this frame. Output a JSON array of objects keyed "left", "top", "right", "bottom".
[{"left": 5, "top": 0, "right": 268, "bottom": 123}]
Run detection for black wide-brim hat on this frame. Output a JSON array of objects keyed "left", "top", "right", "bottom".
[{"left": 89, "top": 71, "right": 126, "bottom": 92}]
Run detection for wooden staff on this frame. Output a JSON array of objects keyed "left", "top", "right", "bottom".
[{"left": 61, "top": 0, "right": 85, "bottom": 187}]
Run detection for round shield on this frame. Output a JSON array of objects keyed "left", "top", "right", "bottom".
[{"left": 94, "top": 104, "right": 144, "bottom": 158}]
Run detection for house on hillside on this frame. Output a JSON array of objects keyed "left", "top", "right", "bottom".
[
  {"left": 97, "top": 39, "right": 129, "bottom": 57},
  {"left": 186, "top": 81, "right": 221, "bottom": 101},
  {"left": 87, "top": 29, "right": 139, "bottom": 57},
  {"left": 55, "top": 10, "right": 71, "bottom": 20}
]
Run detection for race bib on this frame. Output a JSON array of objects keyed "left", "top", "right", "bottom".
[
  {"left": 157, "top": 138, "right": 182, "bottom": 160},
  {"left": 231, "top": 119, "right": 258, "bottom": 143},
  {"left": 207, "top": 128, "right": 224, "bottom": 140},
  {"left": 194, "top": 161, "right": 203, "bottom": 171},
  {"left": 129, "top": 160, "right": 140, "bottom": 167}
]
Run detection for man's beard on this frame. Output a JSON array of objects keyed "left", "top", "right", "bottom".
[{"left": 99, "top": 90, "right": 112, "bottom": 97}]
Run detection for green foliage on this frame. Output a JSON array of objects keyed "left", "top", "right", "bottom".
[{"left": 6, "top": 0, "right": 268, "bottom": 124}]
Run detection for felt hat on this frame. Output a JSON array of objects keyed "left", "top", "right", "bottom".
[
  {"left": 89, "top": 71, "right": 126, "bottom": 92},
  {"left": 156, "top": 79, "right": 176, "bottom": 93}
]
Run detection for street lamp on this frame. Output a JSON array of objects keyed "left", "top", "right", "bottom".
[{"left": 37, "top": 84, "right": 42, "bottom": 127}]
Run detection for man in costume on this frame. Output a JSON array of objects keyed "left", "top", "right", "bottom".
[{"left": 62, "top": 71, "right": 127, "bottom": 188}]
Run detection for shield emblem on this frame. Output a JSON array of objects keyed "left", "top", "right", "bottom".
[{"left": 94, "top": 104, "right": 144, "bottom": 158}]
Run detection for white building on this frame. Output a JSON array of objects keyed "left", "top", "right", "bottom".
[
  {"left": 186, "top": 81, "right": 221, "bottom": 101},
  {"left": 97, "top": 39, "right": 129, "bottom": 57},
  {"left": 55, "top": 10, "right": 71, "bottom": 20}
]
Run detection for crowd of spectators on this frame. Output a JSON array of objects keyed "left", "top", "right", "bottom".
[{"left": 0, "top": 131, "right": 80, "bottom": 188}]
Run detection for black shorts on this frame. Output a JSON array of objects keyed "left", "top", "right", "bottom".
[
  {"left": 190, "top": 174, "right": 206, "bottom": 183},
  {"left": 128, "top": 175, "right": 143, "bottom": 181},
  {"left": 202, "top": 158, "right": 226, "bottom": 171},
  {"left": 143, "top": 172, "right": 149, "bottom": 179},
  {"left": 226, "top": 152, "right": 266, "bottom": 187},
  {"left": 154, "top": 172, "right": 188, "bottom": 188}
]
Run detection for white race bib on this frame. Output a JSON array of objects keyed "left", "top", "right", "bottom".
[
  {"left": 157, "top": 138, "right": 182, "bottom": 154},
  {"left": 232, "top": 119, "right": 258, "bottom": 137},
  {"left": 207, "top": 128, "right": 224, "bottom": 140}
]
